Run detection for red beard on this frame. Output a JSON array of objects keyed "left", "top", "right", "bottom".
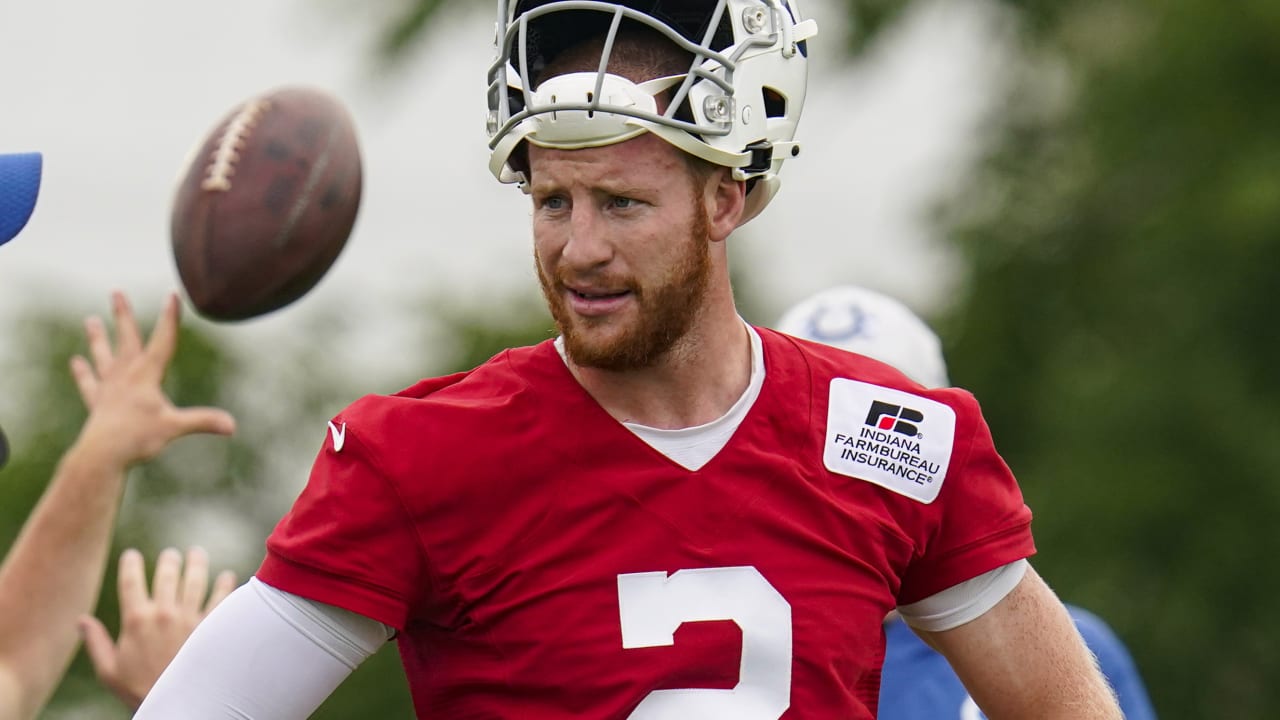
[{"left": 537, "top": 191, "right": 711, "bottom": 371}]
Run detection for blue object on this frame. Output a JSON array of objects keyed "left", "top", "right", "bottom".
[
  {"left": 878, "top": 606, "right": 1157, "bottom": 719},
  {"left": 0, "top": 152, "right": 42, "bottom": 247}
]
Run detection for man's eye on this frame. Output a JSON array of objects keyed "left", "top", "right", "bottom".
[
  {"left": 610, "top": 197, "right": 636, "bottom": 209},
  {"left": 540, "top": 196, "right": 566, "bottom": 210}
]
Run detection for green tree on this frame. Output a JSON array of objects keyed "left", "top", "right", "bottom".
[
  {"left": 935, "top": 1, "right": 1280, "bottom": 717},
  {"left": 0, "top": 305, "right": 416, "bottom": 718}
]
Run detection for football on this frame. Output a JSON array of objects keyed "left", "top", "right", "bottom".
[{"left": 170, "top": 86, "right": 363, "bottom": 321}]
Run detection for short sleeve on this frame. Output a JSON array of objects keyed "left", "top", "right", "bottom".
[
  {"left": 257, "top": 418, "right": 428, "bottom": 631},
  {"left": 897, "top": 393, "right": 1036, "bottom": 604}
]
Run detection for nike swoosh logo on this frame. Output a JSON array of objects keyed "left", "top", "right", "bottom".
[{"left": 327, "top": 421, "right": 346, "bottom": 453}]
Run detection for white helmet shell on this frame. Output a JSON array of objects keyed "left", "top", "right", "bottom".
[
  {"left": 486, "top": 0, "right": 818, "bottom": 224},
  {"left": 777, "top": 286, "right": 952, "bottom": 389}
]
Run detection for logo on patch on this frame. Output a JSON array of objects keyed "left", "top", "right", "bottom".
[
  {"left": 825, "top": 379, "right": 957, "bottom": 504},
  {"left": 865, "top": 401, "right": 924, "bottom": 437}
]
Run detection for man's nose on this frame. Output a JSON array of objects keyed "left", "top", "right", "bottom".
[{"left": 561, "top": 205, "right": 613, "bottom": 269}]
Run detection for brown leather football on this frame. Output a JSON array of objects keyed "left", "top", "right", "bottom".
[{"left": 170, "top": 86, "right": 362, "bottom": 321}]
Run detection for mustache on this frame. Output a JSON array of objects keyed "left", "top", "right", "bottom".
[{"left": 550, "top": 267, "right": 638, "bottom": 294}]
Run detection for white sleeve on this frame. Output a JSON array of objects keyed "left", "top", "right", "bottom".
[
  {"left": 134, "top": 577, "right": 394, "bottom": 719},
  {"left": 896, "top": 559, "right": 1028, "bottom": 632}
]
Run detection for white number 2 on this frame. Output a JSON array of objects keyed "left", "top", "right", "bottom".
[{"left": 617, "top": 566, "right": 792, "bottom": 719}]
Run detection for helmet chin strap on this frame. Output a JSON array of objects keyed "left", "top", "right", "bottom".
[{"left": 738, "top": 175, "right": 778, "bottom": 226}]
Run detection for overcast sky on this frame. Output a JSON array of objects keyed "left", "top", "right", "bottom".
[{"left": 0, "top": 0, "right": 1011, "bottom": 370}]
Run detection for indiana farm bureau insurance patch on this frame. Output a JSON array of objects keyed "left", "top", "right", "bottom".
[{"left": 824, "top": 379, "right": 957, "bottom": 504}]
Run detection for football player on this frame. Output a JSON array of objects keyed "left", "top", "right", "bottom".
[
  {"left": 778, "top": 285, "right": 1157, "bottom": 720},
  {"left": 137, "top": 2, "right": 1123, "bottom": 717}
]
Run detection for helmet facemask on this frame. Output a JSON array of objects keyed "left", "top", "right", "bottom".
[{"left": 486, "top": 0, "right": 818, "bottom": 224}]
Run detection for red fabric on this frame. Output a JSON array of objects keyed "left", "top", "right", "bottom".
[{"left": 259, "top": 330, "right": 1034, "bottom": 719}]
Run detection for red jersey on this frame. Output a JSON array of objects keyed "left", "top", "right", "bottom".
[{"left": 258, "top": 328, "right": 1034, "bottom": 719}]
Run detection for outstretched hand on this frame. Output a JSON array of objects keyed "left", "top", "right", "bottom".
[
  {"left": 69, "top": 291, "right": 235, "bottom": 468},
  {"left": 79, "top": 547, "right": 237, "bottom": 711}
]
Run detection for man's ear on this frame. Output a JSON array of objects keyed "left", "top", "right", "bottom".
[{"left": 706, "top": 169, "right": 747, "bottom": 243}]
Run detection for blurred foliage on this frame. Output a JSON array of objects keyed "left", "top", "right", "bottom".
[
  {"left": 935, "top": 0, "right": 1280, "bottom": 717},
  {"left": 432, "top": 292, "right": 558, "bottom": 371},
  {"left": 376, "top": 0, "right": 455, "bottom": 61},
  {"left": 0, "top": 309, "right": 250, "bottom": 718},
  {"left": 0, "top": 306, "right": 412, "bottom": 718}
]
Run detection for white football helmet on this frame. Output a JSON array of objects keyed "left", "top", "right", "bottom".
[
  {"left": 486, "top": 0, "right": 818, "bottom": 223},
  {"left": 777, "top": 285, "right": 952, "bottom": 389}
]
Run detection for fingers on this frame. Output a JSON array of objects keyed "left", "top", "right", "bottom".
[
  {"left": 206, "top": 570, "right": 238, "bottom": 614},
  {"left": 120, "top": 544, "right": 234, "bottom": 610},
  {"left": 179, "top": 547, "right": 210, "bottom": 614},
  {"left": 111, "top": 290, "right": 144, "bottom": 358},
  {"left": 78, "top": 615, "right": 119, "bottom": 682},
  {"left": 172, "top": 407, "right": 237, "bottom": 438},
  {"left": 145, "top": 292, "right": 181, "bottom": 368},
  {"left": 117, "top": 548, "right": 149, "bottom": 610},
  {"left": 69, "top": 355, "right": 99, "bottom": 409},
  {"left": 85, "top": 315, "right": 113, "bottom": 375},
  {"left": 151, "top": 547, "right": 183, "bottom": 608},
  {"left": 134, "top": 545, "right": 235, "bottom": 617}
]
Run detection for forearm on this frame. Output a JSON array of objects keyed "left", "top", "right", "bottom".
[
  {"left": 136, "top": 579, "right": 381, "bottom": 718},
  {"left": 922, "top": 567, "right": 1123, "bottom": 720},
  {"left": 0, "top": 433, "right": 128, "bottom": 718}
]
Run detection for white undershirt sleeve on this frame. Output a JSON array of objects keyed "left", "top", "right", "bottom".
[
  {"left": 134, "top": 577, "right": 393, "bottom": 719},
  {"left": 896, "top": 559, "right": 1028, "bottom": 632}
]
